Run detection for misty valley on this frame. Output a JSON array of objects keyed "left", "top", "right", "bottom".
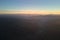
[{"left": 0, "top": 14, "right": 60, "bottom": 40}]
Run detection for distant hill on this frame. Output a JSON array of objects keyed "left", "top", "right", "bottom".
[{"left": 0, "top": 14, "right": 60, "bottom": 40}]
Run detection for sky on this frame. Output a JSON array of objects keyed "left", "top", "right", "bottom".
[{"left": 0, "top": 0, "right": 60, "bottom": 14}]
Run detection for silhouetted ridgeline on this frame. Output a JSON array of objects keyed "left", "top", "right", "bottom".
[{"left": 0, "top": 14, "right": 60, "bottom": 40}]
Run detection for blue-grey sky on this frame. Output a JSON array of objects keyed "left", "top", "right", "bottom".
[
  {"left": 0, "top": 0, "right": 60, "bottom": 10},
  {"left": 0, "top": 0, "right": 60, "bottom": 14}
]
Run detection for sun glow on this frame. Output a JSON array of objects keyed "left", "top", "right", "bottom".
[{"left": 0, "top": 10, "right": 60, "bottom": 15}]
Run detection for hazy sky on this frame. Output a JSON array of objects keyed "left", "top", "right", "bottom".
[{"left": 0, "top": 0, "right": 60, "bottom": 14}]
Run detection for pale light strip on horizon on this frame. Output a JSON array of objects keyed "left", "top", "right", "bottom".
[{"left": 0, "top": 10, "right": 60, "bottom": 15}]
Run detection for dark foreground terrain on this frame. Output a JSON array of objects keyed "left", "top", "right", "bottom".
[{"left": 0, "top": 14, "right": 60, "bottom": 40}]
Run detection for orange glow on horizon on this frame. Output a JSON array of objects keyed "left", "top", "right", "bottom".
[{"left": 0, "top": 10, "right": 60, "bottom": 15}]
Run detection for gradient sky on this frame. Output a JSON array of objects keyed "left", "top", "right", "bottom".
[{"left": 0, "top": 0, "right": 60, "bottom": 14}]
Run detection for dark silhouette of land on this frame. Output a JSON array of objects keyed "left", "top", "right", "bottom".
[{"left": 0, "top": 14, "right": 60, "bottom": 40}]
